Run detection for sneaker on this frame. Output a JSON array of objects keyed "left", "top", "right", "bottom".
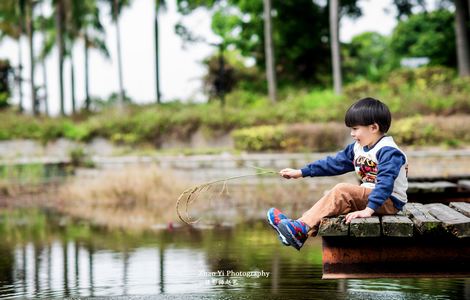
[
  {"left": 277, "top": 219, "right": 309, "bottom": 251},
  {"left": 267, "top": 207, "right": 289, "bottom": 246}
]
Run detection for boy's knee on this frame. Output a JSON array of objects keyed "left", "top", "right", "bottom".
[{"left": 332, "top": 183, "right": 355, "bottom": 193}]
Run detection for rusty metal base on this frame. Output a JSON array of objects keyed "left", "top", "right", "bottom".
[{"left": 322, "top": 236, "right": 470, "bottom": 279}]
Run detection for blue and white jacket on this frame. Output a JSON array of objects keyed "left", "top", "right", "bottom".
[{"left": 300, "top": 136, "right": 408, "bottom": 211}]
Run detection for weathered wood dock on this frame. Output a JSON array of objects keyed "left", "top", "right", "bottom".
[
  {"left": 407, "top": 176, "right": 470, "bottom": 203},
  {"left": 319, "top": 202, "right": 470, "bottom": 279}
]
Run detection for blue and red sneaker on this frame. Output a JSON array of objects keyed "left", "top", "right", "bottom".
[
  {"left": 267, "top": 207, "right": 290, "bottom": 246},
  {"left": 277, "top": 219, "right": 309, "bottom": 251}
]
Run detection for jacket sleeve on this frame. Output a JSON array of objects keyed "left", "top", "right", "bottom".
[
  {"left": 300, "top": 143, "right": 355, "bottom": 177},
  {"left": 367, "top": 147, "right": 406, "bottom": 211}
]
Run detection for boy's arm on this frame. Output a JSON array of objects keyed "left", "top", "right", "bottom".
[
  {"left": 366, "top": 147, "right": 407, "bottom": 211},
  {"left": 300, "top": 143, "right": 355, "bottom": 177}
]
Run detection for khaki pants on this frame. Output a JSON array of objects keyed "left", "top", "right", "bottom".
[{"left": 298, "top": 183, "right": 399, "bottom": 236}]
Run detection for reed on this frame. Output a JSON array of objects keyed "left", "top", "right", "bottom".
[{"left": 58, "top": 166, "right": 186, "bottom": 231}]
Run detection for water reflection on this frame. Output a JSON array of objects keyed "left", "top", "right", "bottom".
[{"left": 0, "top": 211, "right": 469, "bottom": 299}]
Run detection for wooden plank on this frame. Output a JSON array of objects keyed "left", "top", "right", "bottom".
[
  {"left": 458, "top": 180, "right": 470, "bottom": 191},
  {"left": 409, "top": 174, "right": 470, "bottom": 182},
  {"left": 425, "top": 203, "right": 470, "bottom": 238},
  {"left": 381, "top": 215, "right": 414, "bottom": 237},
  {"left": 350, "top": 217, "right": 380, "bottom": 237},
  {"left": 449, "top": 202, "right": 470, "bottom": 218},
  {"left": 407, "top": 181, "right": 458, "bottom": 194},
  {"left": 318, "top": 216, "right": 348, "bottom": 236},
  {"left": 402, "top": 203, "right": 442, "bottom": 235}
]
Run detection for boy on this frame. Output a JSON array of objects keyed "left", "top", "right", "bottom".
[{"left": 268, "top": 97, "right": 408, "bottom": 250}]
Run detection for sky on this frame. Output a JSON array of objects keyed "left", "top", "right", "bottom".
[{"left": 0, "top": 0, "right": 400, "bottom": 115}]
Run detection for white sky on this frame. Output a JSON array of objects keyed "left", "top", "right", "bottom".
[{"left": 0, "top": 0, "right": 400, "bottom": 115}]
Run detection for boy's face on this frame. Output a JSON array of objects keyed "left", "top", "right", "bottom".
[{"left": 350, "top": 124, "right": 381, "bottom": 147}]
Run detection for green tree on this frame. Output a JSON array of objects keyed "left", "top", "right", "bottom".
[
  {"left": 202, "top": 50, "right": 262, "bottom": 101},
  {"left": 392, "top": 0, "right": 428, "bottom": 19},
  {"left": 25, "top": 0, "right": 39, "bottom": 115},
  {"left": 100, "top": 0, "right": 131, "bottom": 108},
  {"left": 390, "top": 9, "right": 456, "bottom": 67},
  {"left": 65, "top": 0, "right": 80, "bottom": 114},
  {"left": 65, "top": 0, "right": 106, "bottom": 114},
  {"left": 0, "top": 0, "right": 25, "bottom": 112},
  {"left": 391, "top": 0, "right": 469, "bottom": 77},
  {"left": 41, "top": 0, "right": 109, "bottom": 113},
  {"left": 343, "top": 32, "right": 392, "bottom": 82},
  {"left": 176, "top": 0, "right": 361, "bottom": 87},
  {"left": 0, "top": 59, "right": 12, "bottom": 108},
  {"left": 82, "top": 0, "right": 109, "bottom": 111}
]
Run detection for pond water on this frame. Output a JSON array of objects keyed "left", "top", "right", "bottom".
[{"left": 0, "top": 210, "right": 468, "bottom": 299}]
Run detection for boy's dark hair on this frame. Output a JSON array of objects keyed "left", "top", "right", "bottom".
[{"left": 344, "top": 97, "right": 391, "bottom": 133}]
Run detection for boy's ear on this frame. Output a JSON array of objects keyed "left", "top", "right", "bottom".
[{"left": 370, "top": 123, "right": 380, "bottom": 132}]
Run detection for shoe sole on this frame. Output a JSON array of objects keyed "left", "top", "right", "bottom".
[
  {"left": 266, "top": 210, "right": 289, "bottom": 246},
  {"left": 277, "top": 222, "right": 303, "bottom": 251}
]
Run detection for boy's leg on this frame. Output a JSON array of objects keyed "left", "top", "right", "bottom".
[{"left": 298, "top": 183, "right": 397, "bottom": 236}]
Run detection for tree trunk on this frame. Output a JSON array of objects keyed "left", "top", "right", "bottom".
[
  {"left": 40, "top": 2, "right": 48, "bottom": 116},
  {"left": 155, "top": 1, "right": 161, "bottom": 104},
  {"left": 84, "top": 30, "right": 90, "bottom": 110},
  {"left": 70, "top": 50, "right": 76, "bottom": 114},
  {"left": 41, "top": 50, "right": 49, "bottom": 116},
  {"left": 25, "top": 0, "right": 38, "bottom": 115},
  {"left": 17, "top": 40, "right": 24, "bottom": 113},
  {"left": 114, "top": 0, "right": 125, "bottom": 107},
  {"left": 455, "top": 0, "right": 470, "bottom": 77},
  {"left": 330, "top": 0, "right": 342, "bottom": 94},
  {"left": 42, "top": 58, "right": 49, "bottom": 116},
  {"left": 263, "top": 0, "right": 277, "bottom": 103},
  {"left": 17, "top": 0, "right": 24, "bottom": 113},
  {"left": 218, "top": 43, "right": 225, "bottom": 106},
  {"left": 56, "top": 0, "right": 66, "bottom": 115}
]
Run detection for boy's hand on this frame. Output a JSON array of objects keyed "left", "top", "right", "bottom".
[
  {"left": 279, "top": 168, "right": 302, "bottom": 179},
  {"left": 345, "top": 207, "right": 375, "bottom": 224}
]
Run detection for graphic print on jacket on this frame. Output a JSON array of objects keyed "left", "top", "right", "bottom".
[{"left": 354, "top": 156, "right": 378, "bottom": 184}]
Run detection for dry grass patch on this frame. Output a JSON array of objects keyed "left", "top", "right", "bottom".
[{"left": 58, "top": 166, "right": 187, "bottom": 230}]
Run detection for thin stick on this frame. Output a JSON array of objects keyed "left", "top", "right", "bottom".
[{"left": 176, "top": 170, "right": 277, "bottom": 225}]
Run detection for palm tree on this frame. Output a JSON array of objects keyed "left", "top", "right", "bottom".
[
  {"left": 101, "top": 0, "right": 131, "bottom": 108},
  {"left": 84, "top": 26, "right": 91, "bottom": 110},
  {"left": 55, "top": 0, "right": 66, "bottom": 115},
  {"left": 454, "top": 0, "right": 470, "bottom": 77},
  {"left": 330, "top": 0, "right": 342, "bottom": 94},
  {"left": 154, "top": 0, "right": 166, "bottom": 104},
  {"left": 263, "top": 0, "right": 276, "bottom": 103},
  {"left": 83, "top": 0, "right": 109, "bottom": 111},
  {"left": 39, "top": 1, "right": 49, "bottom": 115},
  {"left": 25, "top": 0, "right": 39, "bottom": 115},
  {"left": 65, "top": 0, "right": 86, "bottom": 114},
  {"left": 40, "top": 0, "right": 108, "bottom": 112}
]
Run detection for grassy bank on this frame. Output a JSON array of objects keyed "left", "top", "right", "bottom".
[
  {"left": 232, "top": 115, "right": 470, "bottom": 152},
  {"left": 0, "top": 66, "right": 469, "bottom": 151}
]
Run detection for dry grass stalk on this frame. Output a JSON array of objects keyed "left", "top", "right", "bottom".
[{"left": 176, "top": 166, "right": 277, "bottom": 225}]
